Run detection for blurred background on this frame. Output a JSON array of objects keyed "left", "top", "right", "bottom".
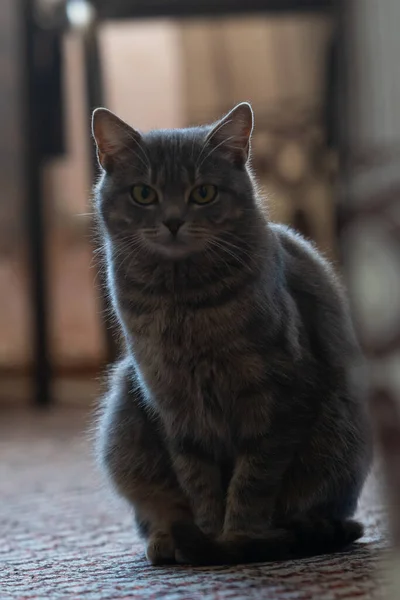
[
  {"left": 1, "top": 0, "right": 341, "bottom": 407},
  {"left": 1, "top": 1, "right": 400, "bottom": 598}
]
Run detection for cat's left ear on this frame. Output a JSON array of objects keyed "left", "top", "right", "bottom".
[
  {"left": 206, "top": 102, "right": 254, "bottom": 165},
  {"left": 92, "top": 107, "right": 142, "bottom": 172}
]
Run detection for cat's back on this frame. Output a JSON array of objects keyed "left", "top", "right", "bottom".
[
  {"left": 270, "top": 222, "right": 358, "bottom": 359},
  {"left": 270, "top": 223, "right": 340, "bottom": 294}
]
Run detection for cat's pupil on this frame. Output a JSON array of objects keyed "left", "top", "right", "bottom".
[
  {"left": 199, "top": 186, "right": 207, "bottom": 198},
  {"left": 141, "top": 186, "right": 150, "bottom": 199}
]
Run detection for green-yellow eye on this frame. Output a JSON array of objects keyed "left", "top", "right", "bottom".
[
  {"left": 131, "top": 184, "right": 157, "bottom": 205},
  {"left": 190, "top": 184, "right": 218, "bottom": 205}
]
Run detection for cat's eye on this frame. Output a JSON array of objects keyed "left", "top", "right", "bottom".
[
  {"left": 190, "top": 184, "right": 218, "bottom": 205},
  {"left": 131, "top": 184, "right": 158, "bottom": 205}
]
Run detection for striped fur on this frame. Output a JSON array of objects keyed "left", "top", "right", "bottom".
[{"left": 92, "top": 104, "right": 371, "bottom": 565}]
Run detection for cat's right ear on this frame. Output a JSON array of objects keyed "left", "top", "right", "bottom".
[
  {"left": 92, "top": 108, "right": 142, "bottom": 172},
  {"left": 205, "top": 102, "right": 254, "bottom": 166}
]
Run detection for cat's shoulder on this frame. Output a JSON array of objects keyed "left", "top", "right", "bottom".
[
  {"left": 270, "top": 223, "right": 330, "bottom": 267},
  {"left": 269, "top": 222, "right": 342, "bottom": 291},
  {"left": 270, "top": 222, "right": 321, "bottom": 258}
]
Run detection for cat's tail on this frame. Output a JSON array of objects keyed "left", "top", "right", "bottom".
[{"left": 171, "top": 517, "right": 364, "bottom": 565}]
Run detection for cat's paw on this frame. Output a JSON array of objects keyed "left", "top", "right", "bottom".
[
  {"left": 196, "top": 519, "right": 223, "bottom": 539},
  {"left": 172, "top": 520, "right": 216, "bottom": 565},
  {"left": 219, "top": 527, "right": 269, "bottom": 544},
  {"left": 174, "top": 548, "right": 189, "bottom": 564},
  {"left": 145, "top": 532, "right": 176, "bottom": 565}
]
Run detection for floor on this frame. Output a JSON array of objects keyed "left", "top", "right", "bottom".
[{"left": 0, "top": 408, "right": 387, "bottom": 599}]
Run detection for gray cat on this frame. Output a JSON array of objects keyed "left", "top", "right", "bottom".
[{"left": 92, "top": 102, "right": 371, "bottom": 565}]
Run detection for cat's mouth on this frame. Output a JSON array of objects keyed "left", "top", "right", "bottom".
[{"left": 143, "top": 233, "right": 205, "bottom": 260}]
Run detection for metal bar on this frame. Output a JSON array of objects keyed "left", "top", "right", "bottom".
[
  {"left": 92, "top": 0, "right": 333, "bottom": 21},
  {"left": 21, "top": 0, "right": 51, "bottom": 406}
]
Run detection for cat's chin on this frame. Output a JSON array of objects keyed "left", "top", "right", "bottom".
[{"left": 146, "top": 240, "right": 199, "bottom": 261}]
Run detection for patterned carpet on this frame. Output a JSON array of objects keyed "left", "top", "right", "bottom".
[{"left": 0, "top": 408, "right": 387, "bottom": 599}]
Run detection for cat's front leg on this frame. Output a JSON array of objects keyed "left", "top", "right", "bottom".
[
  {"left": 222, "top": 388, "right": 310, "bottom": 540},
  {"left": 172, "top": 443, "right": 225, "bottom": 538},
  {"left": 222, "top": 437, "right": 280, "bottom": 539},
  {"left": 96, "top": 359, "right": 193, "bottom": 565}
]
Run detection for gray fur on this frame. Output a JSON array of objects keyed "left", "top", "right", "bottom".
[{"left": 92, "top": 103, "right": 371, "bottom": 565}]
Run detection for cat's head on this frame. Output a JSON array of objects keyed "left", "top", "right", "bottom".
[{"left": 92, "top": 103, "right": 259, "bottom": 260}]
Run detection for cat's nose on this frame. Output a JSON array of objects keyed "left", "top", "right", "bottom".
[{"left": 162, "top": 218, "right": 185, "bottom": 236}]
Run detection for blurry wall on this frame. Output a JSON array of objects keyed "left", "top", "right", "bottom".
[
  {"left": 100, "top": 20, "right": 184, "bottom": 130},
  {"left": 341, "top": 0, "right": 400, "bottom": 419},
  {"left": 42, "top": 32, "right": 104, "bottom": 370}
]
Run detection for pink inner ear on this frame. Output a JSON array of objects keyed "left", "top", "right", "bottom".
[
  {"left": 96, "top": 127, "right": 125, "bottom": 158},
  {"left": 243, "top": 124, "right": 252, "bottom": 138},
  {"left": 102, "top": 140, "right": 118, "bottom": 155},
  {"left": 93, "top": 111, "right": 123, "bottom": 154},
  {"left": 95, "top": 133, "right": 119, "bottom": 170}
]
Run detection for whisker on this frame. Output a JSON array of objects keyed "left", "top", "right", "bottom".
[
  {"left": 205, "top": 118, "right": 233, "bottom": 146},
  {"left": 195, "top": 118, "right": 233, "bottom": 167},
  {"left": 207, "top": 238, "right": 248, "bottom": 270},
  {"left": 196, "top": 135, "right": 236, "bottom": 171},
  {"left": 218, "top": 237, "right": 264, "bottom": 263},
  {"left": 114, "top": 121, "right": 151, "bottom": 168},
  {"left": 115, "top": 237, "right": 145, "bottom": 276},
  {"left": 113, "top": 140, "right": 149, "bottom": 171},
  {"left": 205, "top": 241, "right": 233, "bottom": 273}
]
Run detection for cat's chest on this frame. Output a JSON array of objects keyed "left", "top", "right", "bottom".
[
  {"left": 125, "top": 302, "right": 234, "bottom": 369},
  {"left": 131, "top": 308, "right": 253, "bottom": 395},
  {"left": 129, "top": 311, "right": 269, "bottom": 443},
  {"left": 162, "top": 356, "right": 236, "bottom": 455},
  {"left": 122, "top": 299, "right": 271, "bottom": 444},
  {"left": 157, "top": 354, "right": 271, "bottom": 457}
]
